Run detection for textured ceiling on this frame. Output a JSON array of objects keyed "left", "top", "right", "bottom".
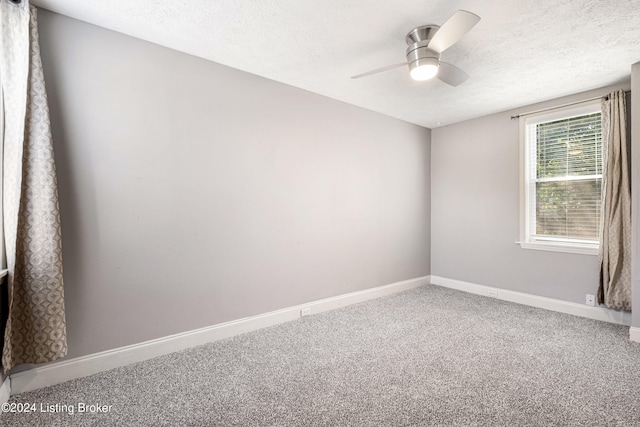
[{"left": 31, "top": 0, "right": 640, "bottom": 129}]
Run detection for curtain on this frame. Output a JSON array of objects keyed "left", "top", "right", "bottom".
[
  {"left": 0, "top": 0, "right": 66, "bottom": 371},
  {"left": 597, "top": 90, "right": 631, "bottom": 311}
]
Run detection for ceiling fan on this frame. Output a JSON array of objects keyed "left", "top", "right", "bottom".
[{"left": 351, "top": 10, "right": 480, "bottom": 86}]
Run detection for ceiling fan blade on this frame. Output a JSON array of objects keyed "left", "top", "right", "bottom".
[
  {"left": 351, "top": 62, "right": 408, "bottom": 79},
  {"left": 428, "top": 10, "right": 480, "bottom": 53},
  {"left": 437, "top": 62, "right": 469, "bottom": 86}
]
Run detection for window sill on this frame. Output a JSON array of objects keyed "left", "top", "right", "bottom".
[{"left": 517, "top": 241, "right": 599, "bottom": 256}]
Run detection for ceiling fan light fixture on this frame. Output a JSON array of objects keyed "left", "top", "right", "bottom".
[
  {"left": 350, "top": 10, "right": 480, "bottom": 85},
  {"left": 409, "top": 57, "right": 439, "bottom": 81}
]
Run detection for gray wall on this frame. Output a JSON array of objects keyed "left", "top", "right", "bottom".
[
  {"left": 632, "top": 62, "right": 640, "bottom": 328},
  {"left": 431, "top": 84, "right": 629, "bottom": 305},
  {"left": 37, "top": 10, "right": 431, "bottom": 359}
]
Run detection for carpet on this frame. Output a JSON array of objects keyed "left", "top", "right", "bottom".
[{"left": 2, "top": 285, "right": 639, "bottom": 426}]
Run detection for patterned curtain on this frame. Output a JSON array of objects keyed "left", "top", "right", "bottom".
[
  {"left": 597, "top": 90, "right": 631, "bottom": 311},
  {"left": 0, "top": 0, "right": 67, "bottom": 371}
]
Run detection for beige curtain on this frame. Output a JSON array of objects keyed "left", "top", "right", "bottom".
[
  {"left": 0, "top": 0, "right": 67, "bottom": 371},
  {"left": 597, "top": 90, "right": 631, "bottom": 311}
]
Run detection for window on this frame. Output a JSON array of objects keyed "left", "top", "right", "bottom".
[{"left": 519, "top": 101, "right": 602, "bottom": 254}]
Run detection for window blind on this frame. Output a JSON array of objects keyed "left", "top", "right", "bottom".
[{"left": 530, "top": 112, "right": 602, "bottom": 241}]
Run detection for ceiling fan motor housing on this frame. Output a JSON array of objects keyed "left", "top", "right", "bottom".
[
  {"left": 406, "top": 41, "right": 439, "bottom": 63},
  {"left": 405, "top": 25, "right": 441, "bottom": 71},
  {"left": 405, "top": 24, "right": 440, "bottom": 44},
  {"left": 406, "top": 40, "right": 440, "bottom": 76}
]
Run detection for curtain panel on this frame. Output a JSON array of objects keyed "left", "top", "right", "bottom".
[
  {"left": 0, "top": 0, "right": 67, "bottom": 371},
  {"left": 597, "top": 90, "right": 631, "bottom": 311}
]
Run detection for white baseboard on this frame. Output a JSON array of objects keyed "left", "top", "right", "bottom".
[
  {"left": 430, "top": 276, "right": 632, "bottom": 326},
  {"left": 9, "top": 275, "right": 429, "bottom": 396},
  {"left": 630, "top": 327, "right": 640, "bottom": 343},
  {"left": 0, "top": 376, "right": 10, "bottom": 405}
]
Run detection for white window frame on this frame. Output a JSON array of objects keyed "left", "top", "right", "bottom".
[{"left": 518, "top": 100, "right": 602, "bottom": 255}]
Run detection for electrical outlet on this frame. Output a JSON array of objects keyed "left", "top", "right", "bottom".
[
  {"left": 300, "top": 307, "right": 311, "bottom": 317},
  {"left": 586, "top": 294, "right": 595, "bottom": 307},
  {"left": 488, "top": 290, "right": 499, "bottom": 298}
]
